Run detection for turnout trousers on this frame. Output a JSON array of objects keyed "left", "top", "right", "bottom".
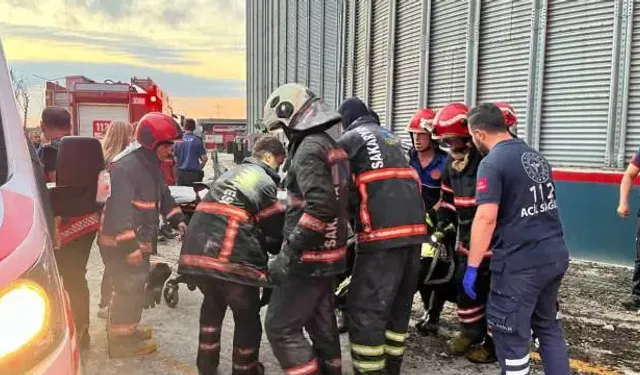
[
  {"left": 347, "top": 245, "right": 421, "bottom": 375},
  {"left": 454, "top": 251, "right": 492, "bottom": 344},
  {"left": 265, "top": 275, "right": 342, "bottom": 375},
  {"left": 197, "top": 279, "right": 263, "bottom": 375},
  {"left": 55, "top": 232, "right": 96, "bottom": 335},
  {"left": 488, "top": 259, "right": 570, "bottom": 375},
  {"left": 100, "top": 242, "right": 150, "bottom": 335}
]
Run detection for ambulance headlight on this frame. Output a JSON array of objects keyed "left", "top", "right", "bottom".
[
  {"left": 0, "top": 242, "right": 67, "bottom": 374},
  {"left": 0, "top": 281, "right": 48, "bottom": 357}
]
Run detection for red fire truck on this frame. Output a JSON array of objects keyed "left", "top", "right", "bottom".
[{"left": 44, "top": 76, "right": 172, "bottom": 139}]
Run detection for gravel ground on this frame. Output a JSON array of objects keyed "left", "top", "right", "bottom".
[{"left": 80, "top": 154, "right": 640, "bottom": 374}]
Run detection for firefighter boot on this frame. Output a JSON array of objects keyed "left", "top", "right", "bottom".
[
  {"left": 465, "top": 338, "right": 497, "bottom": 364},
  {"left": 232, "top": 362, "right": 265, "bottom": 375},
  {"left": 416, "top": 312, "right": 439, "bottom": 336},
  {"left": 446, "top": 334, "right": 473, "bottom": 356},
  {"left": 108, "top": 333, "right": 157, "bottom": 358}
]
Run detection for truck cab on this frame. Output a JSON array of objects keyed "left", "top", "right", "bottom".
[{"left": 0, "top": 38, "right": 82, "bottom": 374}]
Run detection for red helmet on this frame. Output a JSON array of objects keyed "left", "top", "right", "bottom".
[
  {"left": 496, "top": 101, "right": 517, "bottom": 127},
  {"left": 135, "top": 112, "right": 181, "bottom": 150},
  {"left": 432, "top": 103, "right": 469, "bottom": 139},
  {"left": 406, "top": 108, "right": 436, "bottom": 134}
]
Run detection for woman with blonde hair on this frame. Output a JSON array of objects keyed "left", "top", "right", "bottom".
[
  {"left": 98, "top": 120, "right": 133, "bottom": 318},
  {"left": 102, "top": 120, "right": 133, "bottom": 163}
]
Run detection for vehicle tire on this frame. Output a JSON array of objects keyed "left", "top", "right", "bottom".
[{"left": 163, "top": 284, "right": 179, "bottom": 308}]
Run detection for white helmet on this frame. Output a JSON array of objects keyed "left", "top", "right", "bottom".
[{"left": 262, "top": 83, "right": 341, "bottom": 133}]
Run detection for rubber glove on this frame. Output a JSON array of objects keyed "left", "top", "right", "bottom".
[{"left": 463, "top": 265, "right": 478, "bottom": 300}]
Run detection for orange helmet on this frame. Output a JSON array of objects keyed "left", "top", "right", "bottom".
[
  {"left": 406, "top": 108, "right": 436, "bottom": 134},
  {"left": 432, "top": 103, "right": 470, "bottom": 139},
  {"left": 496, "top": 101, "right": 517, "bottom": 127},
  {"left": 135, "top": 112, "right": 182, "bottom": 150}
]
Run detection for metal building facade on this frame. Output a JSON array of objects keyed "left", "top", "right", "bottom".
[
  {"left": 247, "top": 0, "right": 640, "bottom": 170},
  {"left": 246, "top": 0, "right": 344, "bottom": 135}
]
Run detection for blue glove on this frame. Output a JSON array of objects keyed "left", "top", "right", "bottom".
[{"left": 463, "top": 266, "right": 478, "bottom": 300}]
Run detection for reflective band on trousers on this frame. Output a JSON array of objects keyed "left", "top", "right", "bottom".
[
  {"left": 506, "top": 368, "right": 530, "bottom": 375},
  {"left": 353, "top": 359, "right": 386, "bottom": 372},
  {"left": 385, "top": 330, "right": 407, "bottom": 342},
  {"left": 384, "top": 345, "right": 405, "bottom": 356},
  {"left": 351, "top": 344, "right": 385, "bottom": 356}
]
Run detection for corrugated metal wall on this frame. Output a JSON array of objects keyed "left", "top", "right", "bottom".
[
  {"left": 539, "top": 0, "right": 614, "bottom": 167},
  {"left": 352, "top": 0, "right": 368, "bottom": 100},
  {"left": 391, "top": 0, "right": 422, "bottom": 145},
  {"left": 368, "top": 0, "right": 390, "bottom": 126},
  {"left": 475, "top": 0, "right": 532, "bottom": 140},
  {"left": 427, "top": 0, "right": 468, "bottom": 109},
  {"left": 248, "top": 0, "right": 640, "bottom": 170},
  {"left": 625, "top": 3, "right": 640, "bottom": 163}
]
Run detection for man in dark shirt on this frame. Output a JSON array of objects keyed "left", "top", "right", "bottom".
[
  {"left": 40, "top": 107, "right": 72, "bottom": 183},
  {"left": 465, "top": 103, "right": 570, "bottom": 375},
  {"left": 39, "top": 106, "right": 100, "bottom": 349},
  {"left": 174, "top": 118, "right": 208, "bottom": 186}
]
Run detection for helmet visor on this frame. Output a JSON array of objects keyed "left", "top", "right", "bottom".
[{"left": 291, "top": 99, "right": 341, "bottom": 132}]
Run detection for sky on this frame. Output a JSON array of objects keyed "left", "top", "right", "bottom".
[{"left": 0, "top": 0, "right": 247, "bottom": 127}]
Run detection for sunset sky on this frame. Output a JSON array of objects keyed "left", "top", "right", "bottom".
[{"left": 0, "top": 0, "right": 247, "bottom": 127}]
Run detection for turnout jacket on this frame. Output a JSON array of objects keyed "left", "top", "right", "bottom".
[
  {"left": 99, "top": 144, "right": 184, "bottom": 256},
  {"left": 436, "top": 145, "right": 490, "bottom": 258},
  {"left": 284, "top": 131, "right": 350, "bottom": 277},
  {"left": 337, "top": 115, "right": 427, "bottom": 251},
  {"left": 178, "top": 157, "right": 286, "bottom": 287}
]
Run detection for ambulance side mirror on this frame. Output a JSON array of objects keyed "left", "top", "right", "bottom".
[{"left": 49, "top": 136, "right": 105, "bottom": 217}]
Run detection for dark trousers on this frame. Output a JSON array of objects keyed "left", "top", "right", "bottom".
[
  {"left": 102, "top": 246, "right": 150, "bottom": 334},
  {"left": 99, "top": 248, "right": 113, "bottom": 308},
  {"left": 177, "top": 169, "right": 204, "bottom": 187},
  {"left": 347, "top": 245, "right": 420, "bottom": 375},
  {"left": 55, "top": 232, "right": 96, "bottom": 334},
  {"left": 632, "top": 215, "right": 640, "bottom": 298},
  {"left": 265, "top": 276, "right": 342, "bottom": 375},
  {"left": 488, "top": 260, "right": 570, "bottom": 375},
  {"left": 197, "top": 279, "right": 263, "bottom": 375},
  {"left": 455, "top": 253, "right": 491, "bottom": 343},
  {"left": 416, "top": 257, "right": 457, "bottom": 324}
]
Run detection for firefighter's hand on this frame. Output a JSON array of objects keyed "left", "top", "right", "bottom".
[
  {"left": 178, "top": 222, "right": 188, "bottom": 238},
  {"left": 268, "top": 247, "right": 293, "bottom": 286},
  {"left": 618, "top": 203, "right": 630, "bottom": 218},
  {"left": 127, "top": 249, "right": 144, "bottom": 266}
]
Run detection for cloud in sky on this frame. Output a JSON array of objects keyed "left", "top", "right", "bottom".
[{"left": 0, "top": 0, "right": 247, "bottom": 121}]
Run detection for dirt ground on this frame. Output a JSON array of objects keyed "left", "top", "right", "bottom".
[{"left": 80, "top": 154, "right": 640, "bottom": 374}]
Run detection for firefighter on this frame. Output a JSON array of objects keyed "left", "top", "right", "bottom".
[
  {"left": 39, "top": 106, "right": 101, "bottom": 348},
  {"left": 432, "top": 102, "right": 496, "bottom": 363},
  {"left": 177, "top": 135, "right": 286, "bottom": 375},
  {"left": 465, "top": 103, "right": 570, "bottom": 374},
  {"left": 405, "top": 108, "right": 455, "bottom": 337},
  {"left": 99, "top": 112, "right": 187, "bottom": 358},
  {"left": 337, "top": 98, "right": 426, "bottom": 375},
  {"left": 262, "top": 83, "right": 350, "bottom": 375}
]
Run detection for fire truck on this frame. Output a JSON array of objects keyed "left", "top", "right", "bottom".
[{"left": 44, "top": 76, "right": 172, "bottom": 139}]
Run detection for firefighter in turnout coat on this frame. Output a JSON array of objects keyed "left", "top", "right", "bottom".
[
  {"left": 337, "top": 98, "right": 426, "bottom": 375},
  {"left": 432, "top": 103, "right": 497, "bottom": 363},
  {"left": 99, "top": 113, "right": 186, "bottom": 358},
  {"left": 178, "top": 136, "right": 287, "bottom": 375},
  {"left": 262, "top": 83, "right": 350, "bottom": 375}
]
